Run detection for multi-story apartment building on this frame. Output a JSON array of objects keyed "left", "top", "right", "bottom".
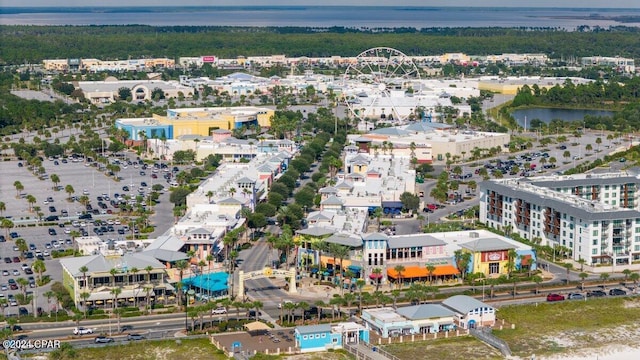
[{"left": 480, "top": 173, "right": 640, "bottom": 266}]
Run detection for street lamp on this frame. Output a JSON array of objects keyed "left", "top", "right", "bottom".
[{"left": 184, "top": 289, "right": 195, "bottom": 332}]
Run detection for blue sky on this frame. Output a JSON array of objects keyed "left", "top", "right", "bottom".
[{"left": 4, "top": 0, "right": 640, "bottom": 8}]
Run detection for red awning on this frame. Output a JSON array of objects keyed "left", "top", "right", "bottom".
[{"left": 369, "top": 273, "right": 383, "bottom": 279}]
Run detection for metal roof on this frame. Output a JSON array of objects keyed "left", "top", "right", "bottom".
[
  {"left": 296, "top": 324, "right": 331, "bottom": 335},
  {"left": 325, "top": 233, "right": 363, "bottom": 247},
  {"left": 387, "top": 234, "right": 446, "bottom": 249},
  {"left": 396, "top": 304, "right": 454, "bottom": 320},
  {"left": 458, "top": 238, "right": 515, "bottom": 252},
  {"left": 442, "top": 295, "right": 493, "bottom": 314}
]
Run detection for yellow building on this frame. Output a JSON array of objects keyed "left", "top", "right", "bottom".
[
  {"left": 458, "top": 238, "right": 516, "bottom": 278},
  {"left": 153, "top": 106, "right": 275, "bottom": 137}
]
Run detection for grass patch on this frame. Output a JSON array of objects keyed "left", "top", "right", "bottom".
[
  {"left": 493, "top": 296, "right": 640, "bottom": 356},
  {"left": 47, "top": 338, "right": 226, "bottom": 360},
  {"left": 384, "top": 336, "right": 502, "bottom": 360}
]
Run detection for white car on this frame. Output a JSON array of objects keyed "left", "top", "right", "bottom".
[
  {"left": 73, "top": 327, "right": 93, "bottom": 335},
  {"left": 212, "top": 307, "right": 227, "bottom": 315},
  {"left": 64, "top": 228, "right": 71, "bottom": 234}
]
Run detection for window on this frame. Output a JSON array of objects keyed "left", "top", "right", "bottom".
[
  {"left": 593, "top": 230, "right": 599, "bottom": 236},
  {"left": 321, "top": 333, "right": 326, "bottom": 338},
  {"left": 489, "top": 262, "right": 499, "bottom": 274},
  {"left": 315, "top": 334, "right": 320, "bottom": 339},
  {"left": 592, "top": 249, "right": 598, "bottom": 254},
  {"left": 303, "top": 335, "right": 308, "bottom": 340}
]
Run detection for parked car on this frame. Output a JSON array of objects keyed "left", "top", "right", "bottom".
[
  {"left": 587, "top": 290, "right": 607, "bottom": 298},
  {"left": 127, "top": 333, "right": 145, "bottom": 341},
  {"left": 546, "top": 293, "right": 565, "bottom": 302},
  {"left": 94, "top": 336, "right": 114, "bottom": 343},
  {"left": 119, "top": 325, "right": 134, "bottom": 333},
  {"left": 73, "top": 327, "right": 93, "bottom": 335},
  {"left": 609, "top": 288, "right": 627, "bottom": 296}
]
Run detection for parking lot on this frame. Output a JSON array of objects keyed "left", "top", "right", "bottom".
[{"left": 0, "top": 152, "right": 177, "bottom": 316}]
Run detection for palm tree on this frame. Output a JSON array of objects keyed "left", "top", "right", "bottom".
[
  {"left": 25, "top": 194, "right": 36, "bottom": 213},
  {"left": 65, "top": 184, "right": 75, "bottom": 201},
  {"left": 630, "top": 272, "right": 640, "bottom": 287},
  {"left": 110, "top": 268, "right": 119, "bottom": 287},
  {"left": 372, "top": 268, "right": 383, "bottom": 292},
  {"left": 80, "top": 292, "right": 90, "bottom": 318},
  {"left": 600, "top": 272, "right": 610, "bottom": 289},
  {"left": 393, "top": 265, "right": 406, "bottom": 290},
  {"left": 252, "top": 301, "right": 264, "bottom": 321},
  {"left": 110, "top": 287, "right": 123, "bottom": 329},
  {"left": 130, "top": 267, "right": 139, "bottom": 287},
  {"left": 532, "top": 275, "right": 543, "bottom": 294},
  {"left": 15, "top": 238, "right": 28, "bottom": 259},
  {"left": 579, "top": 272, "right": 589, "bottom": 290},
  {"left": 577, "top": 258, "right": 586, "bottom": 272},
  {"left": 426, "top": 264, "right": 436, "bottom": 284},
  {"left": 206, "top": 191, "right": 214, "bottom": 203},
  {"left": 1, "top": 218, "right": 14, "bottom": 239},
  {"left": 50, "top": 174, "right": 61, "bottom": 191},
  {"left": 283, "top": 301, "right": 296, "bottom": 324},
  {"left": 314, "top": 300, "right": 325, "bottom": 323},
  {"left": 14, "top": 181, "right": 24, "bottom": 198},
  {"left": 175, "top": 260, "right": 189, "bottom": 309},
  {"left": 32, "top": 259, "right": 46, "bottom": 283},
  {"left": 70, "top": 230, "right": 81, "bottom": 252},
  {"left": 143, "top": 285, "right": 153, "bottom": 313},
  {"left": 0, "top": 201, "right": 5, "bottom": 217},
  {"left": 562, "top": 263, "right": 573, "bottom": 284},
  {"left": 145, "top": 265, "right": 154, "bottom": 283},
  {"left": 79, "top": 265, "right": 89, "bottom": 290},
  {"left": 198, "top": 260, "right": 206, "bottom": 277}
]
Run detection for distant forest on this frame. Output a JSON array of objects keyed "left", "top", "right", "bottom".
[{"left": 1, "top": 26, "right": 640, "bottom": 65}]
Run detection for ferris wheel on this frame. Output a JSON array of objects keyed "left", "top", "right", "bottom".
[{"left": 343, "top": 47, "right": 421, "bottom": 124}]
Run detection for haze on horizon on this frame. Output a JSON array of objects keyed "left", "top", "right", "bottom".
[{"left": 4, "top": 0, "right": 640, "bottom": 8}]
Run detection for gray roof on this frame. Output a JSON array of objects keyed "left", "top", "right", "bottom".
[
  {"left": 354, "top": 137, "right": 372, "bottom": 142},
  {"left": 442, "top": 295, "right": 493, "bottom": 314},
  {"left": 363, "top": 233, "right": 389, "bottom": 241},
  {"left": 61, "top": 253, "right": 165, "bottom": 277},
  {"left": 396, "top": 304, "right": 454, "bottom": 320},
  {"left": 307, "top": 211, "right": 333, "bottom": 221},
  {"left": 530, "top": 175, "right": 640, "bottom": 189},
  {"left": 296, "top": 226, "right": 335, "bottom": 237},
  {"left": 335, "top": 181, "right": 354, "bottom": 189},
  {"left": 237, "top": 177, "right": 255, "bottom": 184},
  {"left": 217, "top": 197, "right": 243, "bottom": 205},
  {"left": 387, "top": 234, "right": 446, "bottom": 249},
  {"left": 481, "top": 180, "right": 640, "bottom": 221},
  {"left": 369, "top": 127, "right": 410, "bottom": 136},
  {"left": 350, "top": 154, "right": 369, "bottom": 165},
  {"left": 325, "top": 233, "right": 363, "bottom": 248},
  {"left": 321, "top": 195, "right": 344, "bottom": 206},
  {"left": 404, "top": 122, "right": 440, "bottom": 133},
  {"left": 187, "top": 228, "right": 210, "bottom": 235},
  {"left": 142, "top": 248, "right": 189, "bottom": 262},
  {"left": 296, "top": 324, "right": 331, "bottom": 335},
  {"left": 458, "top": 238, "right": 515, "bottom": 252},
  {"left": 319, "top": 186, "right": 338, "bottom": 194},
  {"left": 145, "top": 234, "right": 184, "bottom": 252}
]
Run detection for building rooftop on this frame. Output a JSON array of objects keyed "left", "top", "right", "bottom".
[
  {"left": 395, "top": 304, "right": 454, "bottom": 320},
  {"left": 442, "top": 295, "right": 493, "bottom": 314}
]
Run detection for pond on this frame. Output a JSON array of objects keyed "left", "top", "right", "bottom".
[{"left": 511, "top": 108, "right": 614, "bottom": 128}]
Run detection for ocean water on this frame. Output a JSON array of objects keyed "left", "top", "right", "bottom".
[{"left": 1, "top": 6, "right": 640, "bottom": 29}]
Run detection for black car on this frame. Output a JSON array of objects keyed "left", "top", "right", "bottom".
[
  {"left": 94, "top": 336, "right": 114, "bottom": 343},
  {"left": 24, "top": 268, "right": 33, "bottom": 275},
  {"left": 609, "top": 288, "right": 627, "bottom": 296},
  {"left": 122, "top": 186, "right": 130, "bottom": 192},
  {"left": 127, "top": 333, "right": 145, "bottom": 341},
  {"left": 78, "top": 213, "right": 92, "bottom": 220},
  {"left": 18, "top": 307, "right": 28, "bottom": 316},
  {"left": 3, "top": 325, "right": 22, "bottom": 332},
  {"left": 4, "top": 257, "right": 12, "bottom": 263},
  {"left": 9, "top": 232, "right": 19, "bottom": 239},
  {"left": 587, "top": 290, "right": 607, "bottom": 298},
  {"left": 48, "top": 228, "right": 57, "bottom": 236},
  {"left": 45, "top": 215, "right": 59, "bottom": 222},
  {"left": 0, "top": 235, "right": 5, "bottom": 242},
  {"left": 48, "top": 206, "right": 57, "bottom": 212}
]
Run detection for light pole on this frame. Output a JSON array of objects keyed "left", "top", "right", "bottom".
[{"left": 184, "top": 289, "right": 195, "bottom": 332}]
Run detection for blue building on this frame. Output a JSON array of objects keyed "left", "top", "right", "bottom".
[
  {"left": 115, "top": 118, "right": 174, "bottom": 140},
  {"left": 295, "top": 322, "right": 369, "bottom": 353}
]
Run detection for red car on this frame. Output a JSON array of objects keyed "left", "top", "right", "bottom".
[{"left": 546, "top": 293, "right": 565, "bottom": 302}]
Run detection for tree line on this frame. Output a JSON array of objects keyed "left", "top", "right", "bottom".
[{"left": 2, "top": 25, "right": 640, "bottom": 65}]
